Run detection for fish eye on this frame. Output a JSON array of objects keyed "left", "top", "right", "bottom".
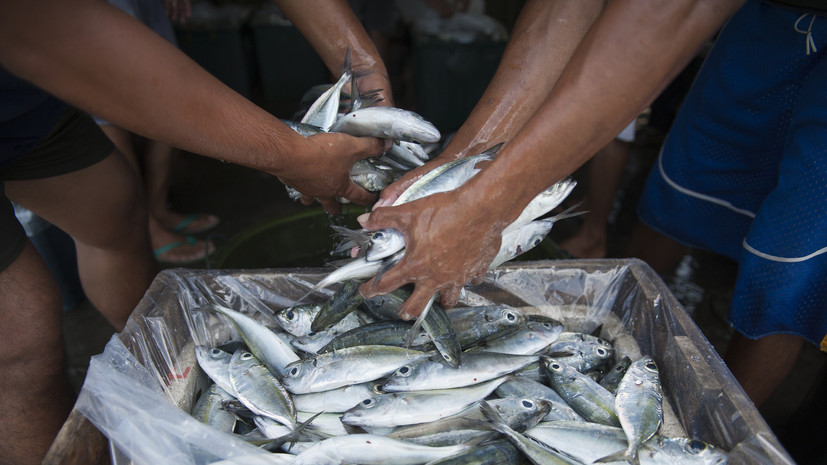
[
  {"left": 371, "top": 231, "right": 384, "bottom": 240},
  {"left": 532, "top": 237, "right": 542, "bottom": 247},
  {"left": 289, "top": 366, "right": 300, "bottom": 376},
  {"left": 361, "top": 398, "right": 376, "bottom": 408},
  {"left": 542, "top": 322, "right": 552, "bottom": 329},
  {"left": 615, "top": 364, "right": 624, "bottom": 372},
  {"left": 596, "top": 348, "right": 607, "bottom": 356},
  {"left": 372, "top": 383, "right": 385, "bottom": 394},
  {"left": 286, "top": 310, "right": 295, "bottom": 320},
  {"left": 241, "top": 352, "right": 253, "bottom": 360},
  {"left": 443, "top": 353, "right": 454, "bottom": 362},
  {"left": 211, "top": 348, "right": 221, "bottom": 355},
  {"left": 550, "top": 362, "right": 561, "bottom": 370},
  {"left": 688, "top": 440, "right": 707, "bottom": 452},
  {"left": 645, "top": 361, "right": 658, "bottom": 372},
  {"left": 396, "top": 365, "right": 412, "bottom": 376},
  {"left": 307, "top": 332, "right": 317, "bottom": 336},
  {"left": 521, "top": 399, "right": 534, "bottom": 409},
  {"left": 505, "top": 312, "right": 516, "bottom": 321}
]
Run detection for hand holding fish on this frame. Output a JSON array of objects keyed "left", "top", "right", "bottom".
[
  {"left": 358, "top": 189, "right": 505, "bottom": 319},
  {"left": 276, "top": 132, "right": 385, "bottom": 215}
]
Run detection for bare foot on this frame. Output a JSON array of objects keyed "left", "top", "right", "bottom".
[{"left": 149, "top": 221, "right": 214, "bottom": 264}]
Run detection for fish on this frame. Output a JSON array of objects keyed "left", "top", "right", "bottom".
[
  {"left": 228, "top": 350, "right": 296, "bottom": 429},
  {"left": 494, "top": 376, "right": 584, "bottom": 422},
  {"left": 599, "top": 356, "right": 633, "bottom": 394},
  {"left": 501, "top": 177, "right": 577, "bottom": 234},
  {"left": 418, "top": 298, "right": 462, "bottom": 367},
  {"left": 445, "top": 305, "right": 527, "bottom": 349},
  {"left": 341, "top": 377, "right": 508, "bottom": 428},
  {"left": 543, "top": 357, "right": 620, "bottom": 427},
  {"left": 211, "top": 304, "right": 299, "bottom": 377},
  {"left": 292, "top": 382, "right": 384, "bottom": 413},
  {"left": 274, "top": 303, "right": 324, "bottom": 337},
  {"left": 310, "top": 280, "right": 366, "bottom": 333},
  {"left": 423, "top": 439, "right": 526, "bottom": 465},
  {"left": 329, "top": 106, "right": 441, "bottom": 144},
  {"left": 190, "top": 384, "right": 237, "bottom": 433},
  {"left": 195, "top": 345, "right": 237, "bottom": 396},
  {"left": 595, "top": 356, "right": 663, "bottom": 465},
  {"left": 387, "top": 397, "right": 550, "bottom": 447},
  {"left": 525, "top": 421, "right": 728, "bottom": 465},
  {"left": 288, "top": 434, "right": 474, "bottom": 465},
  {"left": 477, "top": 400, "right": 582, "bottom": 465},
  {"left": 382, "top": 352, "right": 538, "bottom": 392},
  {"left": 467, "top": 320, "right": 563, "bottom": 355},
  {"left": 280, "top": 345, "right": 432, "bottom": 394},
  {"left": 301, "top": 48, "right": 352, "bottom": 132},
  {"left": 318, "top": 320, "right": 432, "bottom": 353}
]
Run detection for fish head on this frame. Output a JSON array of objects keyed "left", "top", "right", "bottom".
[
  {"left": 365, "top": 229, "right": 405, "bottom": 261},
  {"left": 483, "top": 306, "right": 526, "bottom": 329},
  {"left": 541, "top": 357, "right": 577, "bottom": 383}
]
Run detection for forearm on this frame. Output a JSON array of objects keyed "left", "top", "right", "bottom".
[
  {"left": 462, "top": 0, "right": 744, "bottom": 222},
  {"left": 276, "top": 0, "right": 392, "bottom": 104},
  {"left": 0, "top": 0, "right": 298, "bottom": 174},
  {"left": 442, "top": 0, "right": 607, "bottom": 160}
]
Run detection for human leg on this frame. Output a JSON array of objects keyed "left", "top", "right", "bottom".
[
  {"left": 6, "top": 150, "right": 156, "bottom": 330},
  {"left": 724, "top": 332, "right": 804, "bottom": 408},
  {"left": 560, "top": 137, "right": 630, "bottom": 258},
  {"left": 0, "top": 242, "right": 74, "bottom": 465},
  {"left": 99, "top": 125, "right": 215, "bottom": 263}
]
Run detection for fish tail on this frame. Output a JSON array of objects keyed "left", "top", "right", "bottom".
[
  {"left": 593, "top": 449, "right": 638, "bottom": 465},
  {"left": 549, "top": 202, "right": 588, "bottom": 222},
  {"left": 404, "top": 296, "right": 433, "bottom": 349},
  {"left": 477, "top": 400, "right": 514, "bottom": 437}
]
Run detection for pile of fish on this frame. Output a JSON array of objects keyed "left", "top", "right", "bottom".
[
  {"left": 283, "top": 49, "right": 441, "bottom": 197},
  {"left": 191, "top": 286, "right": 730, "bottom": 465}
]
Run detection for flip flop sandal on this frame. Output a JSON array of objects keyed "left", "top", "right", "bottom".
[
  {"left": 172, "top": 213, "right": 220, "bottom": 235},
  {"left": 153, "top": 235, "right": 213, "bottom": 264}
]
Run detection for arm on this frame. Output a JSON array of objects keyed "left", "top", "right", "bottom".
[
  {"left": 360, "top": 0, "right": 744, "bottom": 318},
  {"left": 276, "top": 0, "right": 393, "bottom": 107},
  {"left": 375, "top": 0, "right": 607, "bottom": 208},
  {"left": 0, "top": 0, "right": 386, "bottom": 213}
]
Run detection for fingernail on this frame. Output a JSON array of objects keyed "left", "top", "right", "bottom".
[
  {"left": 372, "top": 198, "right": 388, "bottom": 210},
  {"left": 357, "top": 213, "right": 370, "bottom": 225}
]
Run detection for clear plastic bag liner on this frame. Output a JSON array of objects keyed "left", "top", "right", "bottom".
[{"left": 75, "top": 259, "right": 794, "bottom": 465}]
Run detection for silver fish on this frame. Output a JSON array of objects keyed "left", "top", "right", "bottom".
[
  {"left": 341, "top": 377, "right": 508, "bottom": 428},
  {"left": 292, "top": 382, "right": 383, "bottom": 413},
  {"left": 288, "top": 434, "right": 473, "bottom": 465},
  {"left": 543, "top": 357, "right": 620, "bottom": 427},
  {"left": 195, "top": 345, "right": 237, "bottom": 396},
  {"left": 329, "top": 106, "right": 441, "bottom": 144},
  {"left": 190, "top": 384, "right": 237, "bottom": 433},
  {"left": 526, "top": 421, "right": 728, "bottom": 465},
  {"left": 275, "top": 303, "right": 323, "bottom": 337},
  {"left": 387, "top": 397, "right": 550, "bottom": 447},
  {"left": 501, "top": 178, "right": 577, "bottom": 234},
  {"left": 301, "top": 49, "right": 352, "bottom": 132},
  {"left": 477, "top": 400, "right": 581, "bottom": 465},
  {"left": 281, "top": 345, "right": 432, "bottom": 394},
  {"left": 494, "top": 376, "right": 583, "bottom": 422},
  {"left": 228, "top": 350, "right": 296, "bottom": 429},
  {"left": 596, "top": 356, "right": 663, "bottom": 465},
  {"left": 599, "top": 355, "right": 633, "bottom": 394},
  {"left": 211, "top": 304, "right": 300, "bottom": 377},
  {"left": 424, "top": 439, "right": 525, "bottom": 465},
  {"left": 468, "top": 321, "right": 563, "bottom": 355},
  {"left": 382, "top": 352, "right": 537, "bottom": 392}
]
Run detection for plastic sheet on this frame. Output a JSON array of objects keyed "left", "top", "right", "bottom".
[{"left": 75, "top": 259, "right": 794, "bottom": 465}]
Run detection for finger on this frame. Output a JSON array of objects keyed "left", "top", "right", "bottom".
[
  {"left": 317, "top": 197, "right": 342, "bottom": 216},
  {"left": 299, "top": 195, "right": 314, "bottom": 206},
  {"left": 470, "top": 275, "right": 485, "bottom": 286},
  {"left": 349, "top": 136, "right": 385, "bottom": 161},
  {"left": 359, "top": 258, "right": 409, "bottom": 298},
  {"left": 398, "top": 287, "right": 439, "bottom": 320},
  {"left": 340, "top": 181, "right": 378, "bottom": 207},
  {"left": 439, "top": 284, "right": 462, "bottom": 309}
]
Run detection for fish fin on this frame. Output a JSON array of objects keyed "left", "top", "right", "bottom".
[
  {"left": 482, "top": 142, "right": 505, "bottom": 156},
  {"left": 261, "top": 411, "right": 324, "bottom": 452},
  {"left": 404, "top": 293, "right": 436, "bottom": 349},
  {"left": 330, "top": 225, "right": 370, "bottom": 256},
  {"left": 477, "top": 400, "right": 513, "bottom": 437},
  {"left": 593, "top": 449, "right": 636, "bottom": 465},
  {"left": 341, "top": 47, "right": 352, "bottom": 79},
  {"left": 548, "top": 202, "right": 588, "bottom": 222}
]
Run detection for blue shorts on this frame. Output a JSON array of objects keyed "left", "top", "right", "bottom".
[{"left": 637, "top": 1, "right": 827, "bottom": 346}]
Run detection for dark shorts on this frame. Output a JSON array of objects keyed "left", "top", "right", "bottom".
[
  {"left": 0, "top": 106, "right": 114, "bottom": 271},
  {"left": 637, "top": 1, "right": 827, "bottom": 346}
]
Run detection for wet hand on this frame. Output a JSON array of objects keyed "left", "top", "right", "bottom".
[
  {"left": 357, "top": 190, "right": 504, "bottom": 319},
  {"left": 280, "top": 132, "right": 384, "bottom": 216}
]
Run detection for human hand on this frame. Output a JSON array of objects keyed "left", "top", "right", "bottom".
[
  {"left": 278, "top": 132, "right": 385, "bottom": 215},
  {"left": 357, "top": 189, "right": 504, "bottom": 319},
  {"left": 163, "top": 0, "right": 191, "bottom": 23}
]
